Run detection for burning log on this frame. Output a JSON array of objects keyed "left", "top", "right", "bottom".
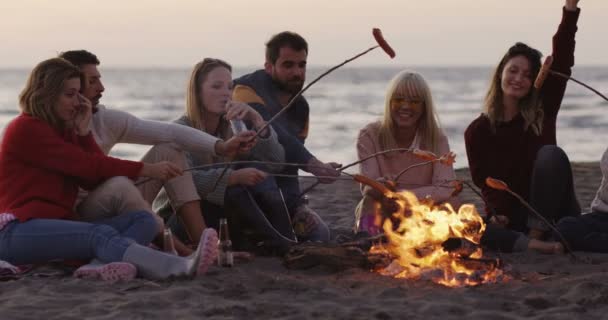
[
  {"left": 457, "top": 256, "right": 502, "bottom": 271},
  {"left": 442, "top": 237, "right": 479, "bottom": 258}
]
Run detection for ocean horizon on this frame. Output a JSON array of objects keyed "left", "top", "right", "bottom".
[{"left": 2, "top": 66, "right": 607, "bottom": 170}]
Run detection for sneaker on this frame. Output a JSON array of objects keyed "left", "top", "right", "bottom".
[
  {"left": 74, "top": 261, "right": 136, "bottom": 282},
  {"left": 195, "top": 228, "right": 219, "bottom": 276}
]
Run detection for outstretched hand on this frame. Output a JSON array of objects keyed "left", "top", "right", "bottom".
[
  {"left": 306, "top": 158, "right": 342, "bottom": 183},
  {"left": 140, "top": 161, "right": 183, "bottom": 181}
]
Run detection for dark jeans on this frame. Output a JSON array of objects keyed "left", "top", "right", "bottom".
[
  {"left": 557, "top": 212, "right": 608, "bottom": 252},
  {"left": 169, "top": 177, "right": 300, "bottom": 251},
  {"left": 480, "top": 145, "right": 581, "bottom": 252}
]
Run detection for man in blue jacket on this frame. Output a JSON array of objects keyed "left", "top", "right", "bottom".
[{"left": 233, "top": 31, "right": 340, "bottom": 242}]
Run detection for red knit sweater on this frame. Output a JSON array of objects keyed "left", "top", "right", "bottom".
[
  {"left": 464, "top": 8, "right": 579, "bottom": 230},
  {"left": 0, "top": 114, "right": 143, "bottom": 222}
]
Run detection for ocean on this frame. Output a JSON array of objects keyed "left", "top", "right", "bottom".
[{"left": 1, "top": 66, "right": 607, "bottom": 170}]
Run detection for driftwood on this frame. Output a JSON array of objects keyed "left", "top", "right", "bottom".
[
  {"left": 283, "top": 235, "right": 502, "bottom": 273},
  {"left": 283, "top": 235, "right": 392, "bottom": 270}
]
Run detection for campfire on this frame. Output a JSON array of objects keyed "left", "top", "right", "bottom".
[
  {"left": 284, "top": 150, "right": 508, "bottom": 287},
  {"left": 369, "top": 188, "right": 506, "bottom": 287}
]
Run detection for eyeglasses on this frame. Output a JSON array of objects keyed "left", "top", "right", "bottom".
[{"left": 390, "top": 96, "right": 424, "bottom": 108}]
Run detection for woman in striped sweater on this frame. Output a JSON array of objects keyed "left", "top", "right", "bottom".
[{"left": 155, "top": 58, "right": 298, "bottom": 254}]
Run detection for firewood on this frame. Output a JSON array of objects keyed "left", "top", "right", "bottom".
[{"left": 283, "top": 241, "right": 392, "bottom": 271}]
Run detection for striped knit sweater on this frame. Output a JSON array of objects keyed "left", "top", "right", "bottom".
[{"left": 153, "top": 115, "right": 285, "bottom": 213}]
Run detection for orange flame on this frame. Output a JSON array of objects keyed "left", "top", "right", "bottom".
[{"left": 371, "top": 190, "right": 506, "bottom": 287}]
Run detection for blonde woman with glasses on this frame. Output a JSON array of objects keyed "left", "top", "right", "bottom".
[{"left": 355, "top": 71, "right": 457, "bottom": 235}]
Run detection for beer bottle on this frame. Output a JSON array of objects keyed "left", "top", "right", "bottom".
[
  {"left": 163, "top": 228, "right": 178, "bottom": 256},
  {"left": 218, "top": 218, "right": 234, "bottom": 267}
]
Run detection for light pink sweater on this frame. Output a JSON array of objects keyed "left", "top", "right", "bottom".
[{"left": 356, "top": 121, "right": 456, "bottom": 202}]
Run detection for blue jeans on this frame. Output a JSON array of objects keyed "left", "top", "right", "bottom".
[{"left": 0, "top": 211, "right": 158, "bottom": 265}]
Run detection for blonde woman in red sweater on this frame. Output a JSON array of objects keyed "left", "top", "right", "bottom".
[{"left": 0, "top": 58, "right": 218, "bottom": 280}]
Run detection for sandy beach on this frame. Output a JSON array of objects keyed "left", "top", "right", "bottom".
[{"left": 1, "top": 162, "right": 607, "bottom": 320}]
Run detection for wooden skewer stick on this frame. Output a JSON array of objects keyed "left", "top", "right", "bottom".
[
  {"left": 485, "top": 178, "right": 577, "bottom": 259},
  {"left": 550, "top": 70, "right": 608, "bottom": 102}
]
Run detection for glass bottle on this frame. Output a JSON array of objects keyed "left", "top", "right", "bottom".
[
  {"left": 163, "top": 228, "right": 178, "bottom": 255},
  {"left": 230, "top": 119, "right": 248, "bottom": 135},
  {"left": 218, "top": 218, "right": 234, "bottom": 267}
]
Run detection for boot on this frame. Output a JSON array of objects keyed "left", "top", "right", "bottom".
[{"left": 122, "top": 228, "right": 218, "bottom": 280}]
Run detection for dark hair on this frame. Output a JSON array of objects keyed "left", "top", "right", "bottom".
[
  {"left": 265, "top": 31, "right": 308, "bottom": 64},
  {"left": 58, "top": 50, "right": 100, "bottom": 67},
  {"left": 484, "top": 42, "right": 544, "bottom": 134},
  {"left": 498, "top": 42, "right": 542, "bottom": 80}
]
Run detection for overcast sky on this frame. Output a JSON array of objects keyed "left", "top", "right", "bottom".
[{"left": 1, "top": 0, "right": 606, "bottom": 68}]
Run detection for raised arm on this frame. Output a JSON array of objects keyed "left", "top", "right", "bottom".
[{"left": 542, "top": 0, "right": 580, "bottom": 119}]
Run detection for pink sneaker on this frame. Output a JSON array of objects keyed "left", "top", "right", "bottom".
[
  {"left": 196, "top": 228, "right": 219, "bottom": 276},
  {"left": 74, "top": 262, "right": 137, "bottom": 282}
]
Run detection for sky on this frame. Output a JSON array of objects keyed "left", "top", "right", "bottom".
[{"left": 1, "top": 0, "right": 607, "bottom": 68}]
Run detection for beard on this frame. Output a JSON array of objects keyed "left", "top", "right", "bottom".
[{"left": 272, "top": 73, "right": 304, "bottom": 95}]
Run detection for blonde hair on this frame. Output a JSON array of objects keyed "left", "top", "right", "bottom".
[
  {"left": 185, "top": 58, "right": 232, "bottom": 132},
  {"left": 483, "top": 42, "right": 543, "bottom": 135},
  {"left": 378, "top": 70, "right": 442, "bottom": 154},
  {"left": 19, "top": 58, "right": 82, "bottom": 130}
]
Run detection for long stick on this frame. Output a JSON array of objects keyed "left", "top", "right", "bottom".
[
  {"left": 253, "top": 46, "right": 380, "bottom": 138},
  {"left": 503, "top": 189, "right": 576, "bottom": 259},
  {"left": 550, "top": 70, "right": 608, "bottom": 102},
  {"left": 297, "top": 148, "right": 414, "bottom": 199},
  {"left": 135, "top": 160, "right": 355, "bottom": 186},
  {"left": 394, "top": 159, "right": 438, "bottom": 181}
]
